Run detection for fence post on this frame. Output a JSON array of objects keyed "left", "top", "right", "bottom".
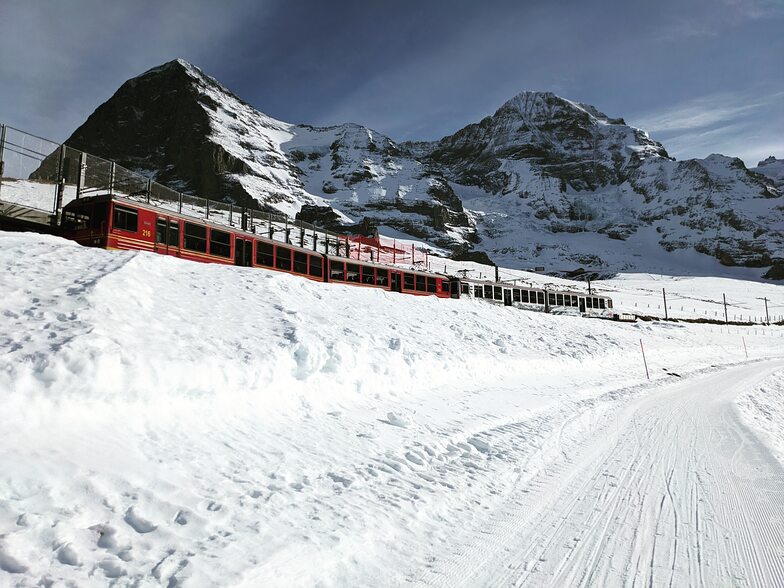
[
  {"left": 205, "top": 198, "right": 210, "bottom": 219},
  {"left": 76, "top": 151, "right": 86, "bottom": 199},
  {"left": 0, "top": 124, "right": 6, "bottom": 200},
  {"left": 146, "top": 179, "right": 152, "bottom": 204},
  {"left": 723, "top": 293, "right": 728, "bottom": 324},
  {"left": 229, "top": 203, "right": 233, "bottom": 226},
  {"left": 178, "top": 192, "right": 183, "bottom": 214},
  {"left": 52, "top": 144, "right": 66, "bottom": 225},
  {"left": 109, "top": 161, "right": 115, "bottom": 194}
]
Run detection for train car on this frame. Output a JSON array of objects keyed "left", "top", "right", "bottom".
[
  {"left": 325, "top": 255, "right": 450, "bottom": 297},
  {"left": 60, "top": 194, "right": 451, "bottom": 298},
  {"left": 449, "top": 277, "right": 612, "bottom": 314}
]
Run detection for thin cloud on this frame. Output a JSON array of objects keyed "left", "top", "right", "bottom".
[{"left": 632, "top": 91, "right": 781, "bottom": 133}]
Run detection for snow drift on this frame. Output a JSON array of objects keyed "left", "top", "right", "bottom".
[{"left": 0, "top": 231, "right": 783, "bottom": 586}]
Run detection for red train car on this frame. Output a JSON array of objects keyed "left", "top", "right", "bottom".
[{"left": 60, "top": 194, "right": 451, "bottom": 298}]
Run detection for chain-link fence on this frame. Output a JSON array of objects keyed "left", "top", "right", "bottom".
[{"left": 0, "top": 123, "right": 348, "bottom": 254}]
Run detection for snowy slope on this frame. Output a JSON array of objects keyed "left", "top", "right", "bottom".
[{"left": 1, "top": 231, "right": 784, "bottom": 586}]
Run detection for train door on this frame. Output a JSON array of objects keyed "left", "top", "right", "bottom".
[
  {"left": 503, "top": 289, "right": 512, "bottom": 306},
  {"left": 155, "top": 216, "right": 180, "bottom": 257},
  {"left": 391, "top": 272, "right": 402, "bottom": 293},
  {"left": 235, "top": 237, "right": 253, "bottom": 267}
]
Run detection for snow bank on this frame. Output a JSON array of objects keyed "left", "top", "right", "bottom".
[
  {"left": 736, "top": 371, "right": 784, "bottom": 465},
  {"left": 1, "top": 230, "right": 783, "bottom": 586}
]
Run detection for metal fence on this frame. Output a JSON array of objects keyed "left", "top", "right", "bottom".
[
  {"left": 0, "top": 123, "right": 349, "bottom": 255},
  {"left": 347, "top": 234, "right": 429, "bottom": 267}
]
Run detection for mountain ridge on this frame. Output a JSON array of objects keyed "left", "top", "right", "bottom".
[{"left": 56, "top": 58, "right": 783, "bottom": 278}]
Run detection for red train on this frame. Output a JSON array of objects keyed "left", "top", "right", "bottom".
[{"left": 61, "top": 194, "right": 452, "bottom": 298}]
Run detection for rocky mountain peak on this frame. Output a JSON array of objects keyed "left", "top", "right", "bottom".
[
  {"left": 50, "top": 61, "right": 784, "bottom": 277},
  {"left": 751, "top": 155, "right": 784, "bottom": 190}
]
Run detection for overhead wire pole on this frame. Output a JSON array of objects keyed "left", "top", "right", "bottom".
[
  {"left": 757, "top": 297, "right": 770, "bottom": 325},
  {"left": 723, "top": 293, "right": 729, "bottom": 324},
  {"left": 662, "top": 288, "right": 668, "bottom": 320}
]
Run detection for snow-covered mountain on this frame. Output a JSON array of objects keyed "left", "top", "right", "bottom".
[
  {"left": 57, "top": 59, "right": 783, "bottom": 277},
  {"left": 753, "top": 156, "right": 784, "bottom": 190}
]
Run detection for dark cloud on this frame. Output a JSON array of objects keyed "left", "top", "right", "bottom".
[{"left": 1, "top": 0, "right": 781, "bottom": 164}]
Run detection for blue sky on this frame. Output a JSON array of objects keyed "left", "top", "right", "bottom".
[{"left": 0, "top": 0, "right": 781, "bottom": 166}]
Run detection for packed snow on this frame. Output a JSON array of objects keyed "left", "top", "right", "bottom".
[{"left": 1, "top": 230, "right": 783, "bottom": 586}]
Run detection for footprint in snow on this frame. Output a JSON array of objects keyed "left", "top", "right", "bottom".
[
  {"left": 124, "top": 507, "right": 157, "bottom": 534},
  {"left": 0, "top": 548, "right": 28, "bottom": 574},
  {"left": 56, "top": 543, "right": 81, "bottom": 567}
]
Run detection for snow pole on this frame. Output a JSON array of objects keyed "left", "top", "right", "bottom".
[
  {"left": 742, "top": 336, "right": 748, "bottom": 358},
  {"left": 640, "top": 339, "right": 650, "bottom": 380}
]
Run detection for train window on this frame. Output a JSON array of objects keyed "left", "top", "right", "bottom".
[
  {"left": 63, "top": 209, "right": 90, "bottom": 230},
  {"left": 548, "top": 293, "right": 556, "bottom": 306},
  {"left": 564, "top": 295, "right": 571, "bottom": 307},
  {"left": 593, "top": 297, "right": 600, "bottom": 308},
  {"left": 404, "top": 274, "right": 415, "bottom": 290},
  {"left": 257, "top": 242, "right": 274, "bottom": 266},
  {"left": 276, "top": 247, "right": 292, "bottom": 271},
  {"left": 520, "top": 290, "right": 529, "bottom": 303},
  {"left": 210, "top": 229, "right": 231, "bottom": 258},
  {"left": 376, "top": 269, "right": 388, "bottom": 286},
  {"left": 168, "top": 221, "right": 179, "bottom": 246},
  {"left": 156, "top": 219, "right": 167, "bottom": 243},
  {"left": 184, "top": 223, "right": 207, "bottom": 252},
  {"left": 599, "top": 298, "right": 606, "bottom": 309},
  {"left": 361, "top": 265, "right": 375, "bottom": 284},
  {"left": 571, "top": 295, "right": 578, "bottom": 306},
  {"left": 309, "top": 256, "right": 322, "bottom": 278},
  {"left": 461, "top": 283, "right": 469, "bottom": 295},
  {"left": 513, "top": 289, "right": 521, "bottom": 302},
  {"left": 427, "top": 277, "right": 437, "bottom": 293},
  {"left": 294, "top": 251, "right": 308, "bottom": 274},
  {"left": 475, "top": 285, "right": 483, "bottom": 298},
  {"left": 113, "top": 205, "right": 138, "bottom": 232},
  {"left": 556, "top": 294, "right": 564, "bottom": 306},
  {"left": 494, "top": 286, "right": 502, "bottom": 301},
  {"left": 330, "top": 260, "right": 345, "bottom": 280},
  {"left": 537, "top": 292, "right": 545, "bottom": 305},
  {"left": 346, "top": 263, "right": 360, "bottom": 282},
  {"left": 415, "top": 275, "right": 426, "bottom": 291},
  {"left": 484, "top": 285, "right": 492, "bottom": 298},
  {"left": 586, "top": 297, "right": 593, "bottom": 308}
]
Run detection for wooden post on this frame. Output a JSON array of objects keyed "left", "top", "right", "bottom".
[
  {"left": 640, "top": 339, "right": 650, "bottom": 379},
  {"left": 742, "top": 336, "right": 748, "bottom": 358},
  {"left": 723, "top": 293, "right": 728, "bottom": 324}
]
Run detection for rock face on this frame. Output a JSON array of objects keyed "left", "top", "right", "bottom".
[
  {"left": 57, "top": 59, "right": 784, "bottom": 276},
  {"left": 752, "top": 156, "right": 784, "bottom": 190}
]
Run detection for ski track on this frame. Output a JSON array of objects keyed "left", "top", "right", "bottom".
[{"left": 416, "top": 360, "right": 784, "bottom": 588}]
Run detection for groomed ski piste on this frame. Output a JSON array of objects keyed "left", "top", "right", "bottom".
[{"left": 1, "top": 230, "right": 784, "bottom": 587}]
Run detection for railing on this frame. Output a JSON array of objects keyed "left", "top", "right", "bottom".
[
  {"left": 346, "top": 234, "right": 429, "bottom": 267},
  {"left": 0, "top": 123, "right": 349, "bottom": 256}
]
